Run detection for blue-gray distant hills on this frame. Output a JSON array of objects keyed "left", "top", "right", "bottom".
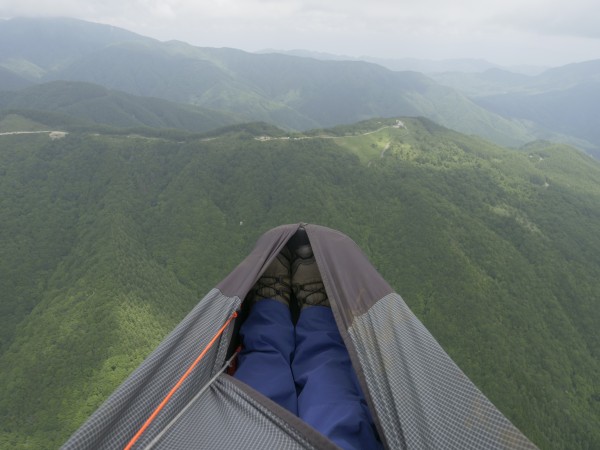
[
  {"left": 431, "top": 60, "right": 600, "bottom": 156},
  {"left": 473, "top": 61, "right": 600, "bottom": 151},
  {"left": 2, "top": 17, "right": 596, "bottom": 153}
]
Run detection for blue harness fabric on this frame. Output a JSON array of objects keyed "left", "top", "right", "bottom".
[{"left": 234, "top": 299, "right": 383, "bottom": 450}]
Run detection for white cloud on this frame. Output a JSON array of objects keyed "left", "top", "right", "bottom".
[
  {"left": 493, "top": 0, "right": 600, "bottom": 39},
  {"left": 1, "top": 0, "right": 599, "bottom": 66}
]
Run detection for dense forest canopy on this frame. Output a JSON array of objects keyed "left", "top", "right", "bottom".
[
  {"left": 1, "top": 17, "right": 600, "bottom": 450},
  {"left": 0, "top": 118, "right": 599, "bottom": 449}
]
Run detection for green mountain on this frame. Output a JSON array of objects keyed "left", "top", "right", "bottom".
[
  {"left": 0, "top": 66, "right": 32, "bottom": 91},
  {"left": 431, "top": 61, "right": 600, "bottom": 156},
  {"left": 432, "top": 60, "right": 600, "bottom": 98},
  {"left": 1, "top": 17, "right": 556, "bottom": 147},
  {"left": 51, "top": 40, "right": 553, "bottom": 145},
  {"left": 0, "top": 17, "right": 153, "bottom": 80},
  {"left": 263, "top": 50, "right": 502, "bottom": 74},
  {"left": 432, "top": 68, "right": 533, "bottom": 97},
  {"left": 533, "top": 60, "right": 600, "bottom": 90},
  {"left": 0, "top": 81, "right": 241, "bottom": 132},
  {"left": 476, "top": 81, "right": 600, "bottom": 156},
  {"left": 0, "top": 118, "right": 599, "bottom": 449}
]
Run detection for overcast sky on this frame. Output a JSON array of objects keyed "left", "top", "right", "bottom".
[{"left": 1, "top": 0, "right": 599, "bottom": 67}]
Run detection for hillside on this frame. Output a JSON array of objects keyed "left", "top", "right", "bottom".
[
  {"left": 0, "top": 81, "right": 240, "bottom": 132},
  {"left": 475, "top": 82, "right": 600, "bottom": 156},
  {"left": 0, "top": 17, "right": 153, "bottom": 79},
  {"left": 0, "top": 118, "right": 599, "bottom": 449},
  {"left": 431, "top": 60, "right": 600, "bottom": 155},
  {"left": 0, "top": 67, "right": 32, "bottom": 91},
  {"left": 257, "top": 50, "right": 545, "bottom": 75},
  {"left": 49, "top": 41, "right": 553, "bottom": 146},
  {"left": 432, "top": 60, "right": 600, "bottom": 98},
  {"left": 0, "top": 17, "right": 556, "bottom": 147}
]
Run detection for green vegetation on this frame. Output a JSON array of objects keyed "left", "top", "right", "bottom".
[
  {"left": 476, "top": 83, "right": 600, "bottom": 157},
  {"left": 1, "top": 17, "right": 564, "bottom": 148},
  {"left": 2, "top": 16, "right": 599, "bottom": 450},
  {"left": 0, "top": 67, "right": 31, "bottom": 91},
  {"left": 431, "top": 61, "right": 600, "bottom": 156},
  {"left": 0, "top": 81, "right": 240, "bottom": 133},
  {"left": 0, "top": 117, "right": 599, "bottom": 449},
  {"left": 0, "top": 113, "right": 49, "bottom": 132}
]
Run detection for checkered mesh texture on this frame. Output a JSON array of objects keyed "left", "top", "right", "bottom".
[
  {"left": 148, "top": 375, "right": 335, "bottom": 450},
  {"left": 63, "top": 248, "right": 538, "bottom": 450},
  {"left": 349, "top": 293, "right": 537, "bottom": 450},
  {"left": 62, "top": 289, "right": 241, "bottom": 450}
]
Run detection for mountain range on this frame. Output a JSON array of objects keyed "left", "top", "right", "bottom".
[
  {"left": 0, "top": 81, "right": 239, "bottom": 132},
  {"left": 258, "top": 49, "right": 548, "bottom": 76},
  {"left": 0, "top": 16, "right": 600, "bottom": 450},
  {"left": 430, "top": 61, "right": 600, "bottom": 154},
  {"left": 1, "top": 17, "right": 598, "bottom": 155}
]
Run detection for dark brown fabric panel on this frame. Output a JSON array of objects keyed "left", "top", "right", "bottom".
[
  {"left": 217, "top": 224, "right": 299, "bottom": 298},
  {"left": 305, "top": 225, "right": 394, "bottom": 448},
  {"left": 306, "top": 224, "right": 393, "bottom": 330},
  {"left": 218, "top": 223, "right": 392, "bottom": 324},
  {"left": 218, "top": 223, "right": 392, "bottom": 447}
]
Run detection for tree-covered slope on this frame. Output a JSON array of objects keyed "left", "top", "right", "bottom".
[
  {"left": 431, "top": 60, "right": 600, "bottom": 156},
  {"left": 0, "top": 67, "right": 32, "bottom": 91},
  {"left": 476, "top": 82, "right": 600, "bottom": 155},
  {"left": 1, "top": 17, "right": 554, "bottom": 147},
  {"left": 0, "top": 17, "right": 154, "bottom": 79},
  {"left": 0, "top": 118, "right": 599, "bottom": 449},
  {"left": 0, "top": 81, "right": 241, "bottom": 133},
  {"left": 51, "top": 40, "right": 547, "bottom": 146}
]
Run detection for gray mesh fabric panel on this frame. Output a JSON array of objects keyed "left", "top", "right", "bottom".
[
  {"left": 64, "top": 225, "right": 538, "bottom": 450},
  {"left": 349, "top": 293, "right": 537, "bottom": 450},
  {"left": 150, "top": 375, "right": 339, "bottom": 450},
  {"left": 63, "top": 289, "right": 241, "bottom": 450}
]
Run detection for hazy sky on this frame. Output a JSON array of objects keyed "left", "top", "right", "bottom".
[{"left": 1, "top": 0, "right": 599, "bottom": 67}]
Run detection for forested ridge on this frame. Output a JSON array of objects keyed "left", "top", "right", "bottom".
[
  {"left": 4, "top": 17, "right": 587, "bottom": 152},
  {"left": 0, "top": 118, "right": 599, "bottom": 449}
]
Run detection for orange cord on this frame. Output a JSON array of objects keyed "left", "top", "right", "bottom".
[{"left": 124, "top": 310, "right": 238, "bottom": 450}]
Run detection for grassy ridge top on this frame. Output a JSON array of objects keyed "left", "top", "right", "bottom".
[{"left": 0, "top": 118, "right": 599, "bottom": 449}]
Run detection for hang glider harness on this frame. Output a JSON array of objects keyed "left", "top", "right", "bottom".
[{"left": 124, "top": 311, "right": 239, "bottom": 450}]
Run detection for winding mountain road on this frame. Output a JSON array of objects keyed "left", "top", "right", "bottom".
[{"left": 0, "top": 130, "right": 68, "bottom": 139}]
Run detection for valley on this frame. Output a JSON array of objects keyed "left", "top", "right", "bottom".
[
  {"left": 0, "top": 17, "right": 599, "bottom": 450},
  {"left": 0, "top": 118, "right": 599, "bottom": 449}
]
